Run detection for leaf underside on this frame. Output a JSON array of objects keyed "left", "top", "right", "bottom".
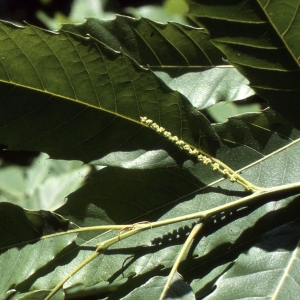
[
  {"left": 188, "top": 0, "right": 300, "bottom": 129},
  {"left": 1, "top": 1, "right": 300, "bottom": 299}
]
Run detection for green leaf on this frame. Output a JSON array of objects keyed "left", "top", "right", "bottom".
[
  {"left": 125, "top": 5, "right": 188, "bottom": 25},
  {"left": 1, "top": 3, "right": 300, "bottom": 299},
  {"left": 0, "top": 202, "right": 70, "bottom": 248},
  {"left": 0, "top": 20, "right": 218, "bottom": 166},
  {"left": 0, "top": 153, "right": 90, "bottom": 210},
  {"left": 213, "top": 108, "right": 299, "bottom": 170},
  {"left": 37, "top": 0, "right": 115, "bottom": 31},
  {"left": 207, "top": 101, "right": 261, "bottom": 123},
  {"left": 0, "top": 203, "right": 76, "bottom": 297},
  {"left": 122, "top": 273, "right": 195, "bottom": 300},
  {"left": 63, "top": 17, "right": 254, "bottom": 108},
  {"left": 27, "top": 108, "right": 297, "bottom": 296},
  {"left": 187, "top": 0, "right": 300, "bottom": 129},
  {"left": 61, "top": 16, "right": 225, "bottom": 70},
  {"left": 190, "top": 262, "right": 233, "bottom": 299},
  {"left": 155, "top": 68, "right": 255, "bottom": 110},
  {"left": 204, "top": 221, "right": 300, "bottom": 299},
  {"left": 17, "top": 289, "right": 64, "bottom": 300}
]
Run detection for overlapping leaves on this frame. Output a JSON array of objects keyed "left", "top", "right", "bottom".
[
  {"left": 13, "top": 116, "right": 299, "bottom": 298},
  {"left": 0, "top": 1, "right": 300, "bottom": 299},
  {"left": 0, "top": 19, "right": 221, "bottom": 166},
  {"left": 188, "top": 0, "right": 300, "bottom": 129}
]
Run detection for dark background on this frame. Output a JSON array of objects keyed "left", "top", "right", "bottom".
[{"left": 0, "top": 0, "right": 164, "bottom": 28}]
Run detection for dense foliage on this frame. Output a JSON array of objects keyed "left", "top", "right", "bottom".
[{"left": 0, "top": 0, "right": 300, "bottom": 299}]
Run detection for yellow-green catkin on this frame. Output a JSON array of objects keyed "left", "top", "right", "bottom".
[{"left": 140, "top": 116, "right": 240, "bottom": 184}]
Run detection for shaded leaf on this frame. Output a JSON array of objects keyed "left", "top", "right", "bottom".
[
  {"left": 0, "top": 203, "right": 76, "bottom": 297},
  {"left": 187, "top": 0, "right": 300, "bottom": 129},
  {"left": 1, "top": 3, "right": 300, "bottom": 299},
  {"left": 190, "top": 263, "right": 233, "bottom": 299},
  {"left": 30, "top": 110, "right": 299, "bottom": 295},
  {"left": 0, "top": 202, "right": 70, "bottom": 248},
  {"left": 0, "top": 20, "right": 217, "bottom": 166},
  {"left": 213, "top": 108, "right": 300, "bottom": 170},
  {"left": 63, "top": 17, "right": 254, "bottom": 108},
  {"left": 122, "top": 272, "right": 195, "bottom": 300},
  {"left": 61, "top": 16, "right": 225, "bottom": 70}
]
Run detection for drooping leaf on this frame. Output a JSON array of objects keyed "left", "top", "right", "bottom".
[
  {"left": 62, "top": 17, "right": 254, "bottom": 106},
  {"left": 0, "top": 20, "right": 218, "bottom": 167},
  {"left": 187, "top": 0, "right": 300, "bottom": 129}
]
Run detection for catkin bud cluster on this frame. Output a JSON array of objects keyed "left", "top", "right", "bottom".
[{"left": 140, "top": 116, "right": 238, "bottom": 182}]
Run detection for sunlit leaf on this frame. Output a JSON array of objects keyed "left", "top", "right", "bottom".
[
  {"left": 1, "top": 1, "right": 300, "bottom": 299},
  {"left": 28, "top": 108, "right": 298, "bottom": 295},
  {"left": 204, "top": 222, "right": 300, "bottom": 299},
  {"left": 155, "top": 68, "right": 254, "bottom": 110},
  {"left": 0, "top": 153, "right": 90, "bottom": 210}
]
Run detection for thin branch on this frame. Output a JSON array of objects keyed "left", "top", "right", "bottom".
[
  {"left": 42, "top": 181, "right": 300, "bottom": 299},
  {"left": 159, "top": 222, "right": 204, "bottom": 300},
  {"left": 45, "top": 251, "right": 100, "bottom": 300}
]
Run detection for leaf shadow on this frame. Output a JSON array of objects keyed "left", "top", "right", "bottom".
[
  {"left": 56, "top": 165, "right": 249, "bottom": 232},
  {"left": 104, "top": 222, "right": 198, "bottom": 283},
  {"left": 16, "top": 241, "right": 81, "bottom": 292},
  {"left": 181, "top": 194, "right": 300, "bottom": 298},
  {"left": 14, "top": 193, "right": 300, "bottom": 298}
]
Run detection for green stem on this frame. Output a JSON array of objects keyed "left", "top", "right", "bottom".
[
  {"left": 159, "top": 223, "right": 204, "bottom": 300},
  {"left": 46, "top": 226, "right": 149, "bottom": 299},
  {"left": 45, "top": 251, "right": 100, "bottom": 300},
  {"left": 0, "top": 225, "right": 125, "bottom": 251},
  {"left": 96, "top": 224, "right": 146, "bottom": 251},
  {"left": 45, "top": 181, "right": 300, "bottom": 299}
]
